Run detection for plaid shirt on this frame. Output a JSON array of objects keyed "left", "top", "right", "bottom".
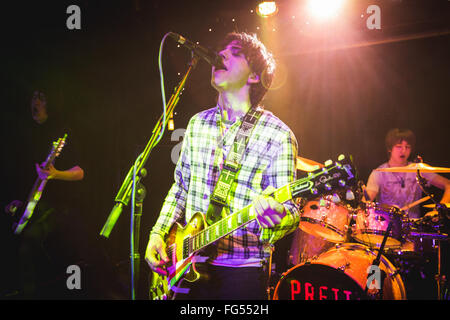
[{"left": 152, "top": 105, "right": 299, "bottom": 266}]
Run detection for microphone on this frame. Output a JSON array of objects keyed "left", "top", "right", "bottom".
[{"left": 169, "top": 32, "right": 224, "bottom": 69}]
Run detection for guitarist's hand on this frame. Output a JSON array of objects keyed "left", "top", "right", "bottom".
[
  {"left": 145, "top": 233, "right": 170, "bottom": 276},
  {"left": 253, "top": 186, "right": 286, "bottom": 229}
]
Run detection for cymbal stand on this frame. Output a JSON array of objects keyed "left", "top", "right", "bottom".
[
  {"left": 265, "top": 244, "right": 275, "bottom": 300},
  {"left": 365, "top": 220, "right": 393, "bottom": 299},
  {"left": 415, "top": 165, "right": 448, "bottom": 300}
]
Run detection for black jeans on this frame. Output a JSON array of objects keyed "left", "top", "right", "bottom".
[{"left": 176, "top": 264, "right": 268, "bottom": 300}]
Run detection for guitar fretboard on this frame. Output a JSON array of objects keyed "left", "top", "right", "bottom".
[{"left": 185, "top": 204, "right": 256, "bottom": 259}]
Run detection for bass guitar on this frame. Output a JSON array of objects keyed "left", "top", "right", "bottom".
[
  {"left": 13, "top": 134, "right": 67, "bottom": 235},
  {"left": 149, "top": 154, "right": 358, "bottom": 300}
]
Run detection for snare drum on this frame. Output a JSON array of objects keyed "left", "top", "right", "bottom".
[
  {"left": 273, "top": 243, "right": 406, "bottom": 300},
  {"left": 299, "top": 198, "right": 351, "bottom": 243},
  {"left": 353, "top": 203, "right": 403, "bottom": 249}
]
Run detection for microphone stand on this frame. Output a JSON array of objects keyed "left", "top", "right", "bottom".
[
  {"left": 100, "top": 54, "right": 199, "bottom": 239},
  {"left": 99, "top": 54, "right": 199, "bottom": 299},
  {"left": 131, "top": 179, "right": 146, "bottom": 300}
]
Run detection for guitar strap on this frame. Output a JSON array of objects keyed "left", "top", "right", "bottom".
[{"left": 205, "top": 108, "right": 262, "bottom": 226}]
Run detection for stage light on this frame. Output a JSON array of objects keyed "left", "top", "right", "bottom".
[
  {"left": 256, "top": 1, "right": 278, "bottom": 18},
  {"left": 307, "top": 0, "right": 345, "bottom": 20},
  {"left": 168, "top": 118, "right": 174, "bottom": 131},
  {"left": 168, "top": 112, "right": 174, "bottom": 131}
]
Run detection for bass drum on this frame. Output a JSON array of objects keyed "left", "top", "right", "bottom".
[{"left": 273, "top": 243, "right": 406, "bottom": 300}]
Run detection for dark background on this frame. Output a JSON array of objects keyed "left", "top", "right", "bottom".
[{"left": 0, "top": 0, "right": 449, "bottom": 299}]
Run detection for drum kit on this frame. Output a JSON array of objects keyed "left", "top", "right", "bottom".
[{"left": 271, "top": 158, "right": 450, "bottom": 300}]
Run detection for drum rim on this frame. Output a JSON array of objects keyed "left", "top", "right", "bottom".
[
  {"left": 300, "top": 217, "right": 346, "bottom": 237},
  {"left": 363, "top": 202, "right": 403, "bottom": 216}
]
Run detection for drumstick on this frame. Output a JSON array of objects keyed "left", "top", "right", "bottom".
[{"left": 400, "top": 196, "right": 431, "bottom": 211}]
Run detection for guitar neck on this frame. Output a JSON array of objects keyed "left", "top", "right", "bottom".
[
  {"left": 186, "top": 174, "right": 315, "bottom": 256},
  {"left": 185, "top": 159, "right": 355, "bottom": 258}
]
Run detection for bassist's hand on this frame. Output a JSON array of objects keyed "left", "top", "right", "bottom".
[
  {"left": 36, "top": 163, "right": 57, "bottom": 180},
  {"left": 145, "top": 233, "right": 170, "bottom": 276}
]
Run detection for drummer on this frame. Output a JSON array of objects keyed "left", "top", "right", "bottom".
[{"left": 365, "top": 128, "right": 450, "bottom": 219}]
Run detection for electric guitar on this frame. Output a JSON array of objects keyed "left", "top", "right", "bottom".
[
  {"left": 13, "top": 134, "right": 67, "bottom": 235},
  {"left": 149, "top": 154, "right": 358, "bottom": 300}
]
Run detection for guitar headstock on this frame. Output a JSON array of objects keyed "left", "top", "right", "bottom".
[
  {"left": 43, "top": 134, "right": 68, "bottom": 169},
  {"left": 292, "top": 154, "right": 359, "bottom": 203},
  {"left": 52, "top": 134, "right": 68, "bottom": 158}
]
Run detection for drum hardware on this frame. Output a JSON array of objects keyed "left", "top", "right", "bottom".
[
  {"left": 413, "top": 158, "right": 449, "bottom": 300},
  {"left": 423, "top": 203, "right": 450, "bottom": 209},
  {"left": 364, "top": 219, "right": 393, "bottom": 299},
  {"left": 265, "top": 244, "right": 276, "bottom": 300},
  {"left": 389, "top": 268, "right": 402, "bottom": 278},
  {"left": 337, "top": 262, "right": 351, "bottom": 272}
]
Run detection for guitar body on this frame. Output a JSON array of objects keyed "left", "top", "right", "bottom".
[
  {"left": 13, "top": 179, "right": 47, "bottom": 235},
  {"left": 149, "top": 212, "right": 207, "bottom": 300}
]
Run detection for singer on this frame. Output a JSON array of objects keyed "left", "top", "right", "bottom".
[{"left": 145, "top": 32, "right": 300, "bottom": 299}]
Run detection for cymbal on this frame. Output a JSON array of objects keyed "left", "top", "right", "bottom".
[
  {"left": 376, "top": 162, "right": 450, "bottom": 173},
  {"left": 423, "top": 203, "right": 450, "bottom": 209},
  {"left": 297, "top": 156, "right": 323, "bottom": 172}
]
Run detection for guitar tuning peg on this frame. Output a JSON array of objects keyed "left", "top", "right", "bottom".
[
  {"left": 332, "top": 193, "right": 341, "bottom": 203},
  {"left": 324, "top": 159, "right": 333, "bottom": 167},
  {"left": 338, "top": 154, "right": 345, "bottom": 161},
  {"left": 339, "top": 179, "right": 346, "bottom": 187},
  {"left": 311, "top": 188, "right": 318, "bottom": 195},
  {"left": 325, "top": 183, "right": 332, "bottom": 191},
  {"left": 345, "top": 189, "right": 355, "bottom": 201}
]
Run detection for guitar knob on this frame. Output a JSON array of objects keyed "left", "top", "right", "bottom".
[{"left": 311, "top": 188, "right": 318, "bottom": 195}]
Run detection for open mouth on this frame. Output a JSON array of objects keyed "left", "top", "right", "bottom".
[{"left": 214, "top": 61, "right": 227, "bottom": 72}]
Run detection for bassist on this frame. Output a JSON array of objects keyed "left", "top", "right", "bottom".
[{"left": 4, "top": 90, "right": 84, "bottom": 298}]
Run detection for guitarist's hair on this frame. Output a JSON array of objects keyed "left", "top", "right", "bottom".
[{"left": 216, "top": 32, "right": 276, "bottom": 109}]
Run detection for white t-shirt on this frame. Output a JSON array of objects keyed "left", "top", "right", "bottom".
[{"left": 366, "top": 162, "right": 438, "bottom": 219}]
